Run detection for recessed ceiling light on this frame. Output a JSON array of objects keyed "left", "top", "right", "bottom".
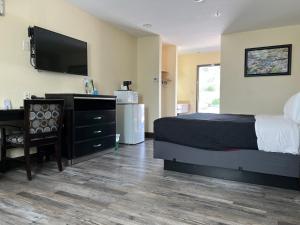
[
  {"left": 143, "top": 24, "right": 152, "bottom": 29},
  {"left": 214, "top": 10, "right": 221, "bottom": 17},
  {"left": 194, "top": 0, "right": 205, "bottom": 3}
]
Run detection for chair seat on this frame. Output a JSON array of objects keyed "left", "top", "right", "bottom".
[
  {"left": 6, "top": 134, "right": 59, "bottom": 146},
  {"left": 6, "top": 134, "right": 24, "bottom": 145}
]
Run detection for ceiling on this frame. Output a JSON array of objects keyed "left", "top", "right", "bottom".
[{"left": 68, "top": 0, "right": 300, "bottom": 53}]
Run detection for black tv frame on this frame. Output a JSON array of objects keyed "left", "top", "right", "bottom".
[{"left": 28, "top": 26, "right": 88, "bottom": 76}]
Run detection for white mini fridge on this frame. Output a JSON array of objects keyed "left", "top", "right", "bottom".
[{"left": 116, "top": 104, "right": 145, "bottom": 144}]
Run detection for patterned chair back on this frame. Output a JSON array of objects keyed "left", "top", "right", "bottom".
[{"left": 24, "top": 99, "right": 64, "bottom": 139}]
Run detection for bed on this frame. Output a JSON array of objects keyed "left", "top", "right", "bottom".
[
  {"left": 154, "top": 113, "right": 258, "bottom": 151},
  {"left": 154, "top": 112, "right": 300, "bottom": 190}
]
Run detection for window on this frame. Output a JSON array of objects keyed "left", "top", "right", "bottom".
[{"left": 197, "top": 64, "right": 220, "bottom": 113}]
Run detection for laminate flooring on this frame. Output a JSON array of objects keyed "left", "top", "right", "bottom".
[{"left": 0, "top": 140, "right": 300, "bottom": 225}]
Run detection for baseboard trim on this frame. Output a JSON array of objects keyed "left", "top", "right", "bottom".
[{"left": 145, "top": 132, "right": 154, "bottom": 139}]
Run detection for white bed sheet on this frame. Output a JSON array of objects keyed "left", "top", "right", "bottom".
[{"left": 255, "top": 115, "right": 300, "bottom": 155}]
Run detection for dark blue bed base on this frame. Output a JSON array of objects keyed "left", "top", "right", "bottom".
[{"left": 154, "top": 141, "right": 300, "bottom": 190}]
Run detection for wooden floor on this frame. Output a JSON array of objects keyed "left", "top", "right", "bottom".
[{"left": 0, "top": 140, "right": 300, "bottom": 225}]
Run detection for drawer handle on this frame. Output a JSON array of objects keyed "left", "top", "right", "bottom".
[
  {"left": 94, "top": 130, "right": 102, "bottom": 134},
  {"left": 93, "top": 144, "right": 102, "bottom": 148},
  {"left": 94, "top": 116, "right": 103, "bottom": 120}
]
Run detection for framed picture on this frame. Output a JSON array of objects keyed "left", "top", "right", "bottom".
[{"left": 245, "top": 44, "right": 292, "bottom": 77}]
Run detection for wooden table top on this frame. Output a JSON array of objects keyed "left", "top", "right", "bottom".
[{"left": 0, "top": 109, "right": 24, "bottom": 122}]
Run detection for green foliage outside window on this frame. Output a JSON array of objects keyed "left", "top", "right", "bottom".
[
  {"left": 211, "top": 98, "right": 220, "bottom": 106},
  {"left": 205, "top": 86, "right": 215, "bottom": 92}
]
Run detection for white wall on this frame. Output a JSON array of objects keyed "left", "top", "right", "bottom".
[
  {"left": 137, "top": 36, "right": 162, "bottom": 132},
  {"left": 221, "top": 25, "right": 300, "bottom": 114},
  {"left": 0, "top": 0, "right": 137, "bottom": 108}
]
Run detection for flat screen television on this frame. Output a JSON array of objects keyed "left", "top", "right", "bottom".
[{"left": 28, "top": 26, "right": 88, "bottom": 76}]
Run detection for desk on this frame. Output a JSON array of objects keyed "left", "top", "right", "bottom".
[
  {"left": 0, "top": 109, "right": 24, "bottom": 168},
  {"left": 0, "top": 109, "right": 24, "bottom": 123}
]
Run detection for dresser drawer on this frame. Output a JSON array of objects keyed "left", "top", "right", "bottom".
[
  {"left": 75, "top": 110, "right": 115, "bottom": 127},
  {"left": 74, "top": 136, "right": 115, "bottom": 158},
  {"left": 75, "top": 123, "right": 116, "bottom": 141}
]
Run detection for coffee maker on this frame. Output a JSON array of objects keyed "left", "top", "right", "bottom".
[{"left": 123, "top": 81, "right": 132, "bottom": 91}]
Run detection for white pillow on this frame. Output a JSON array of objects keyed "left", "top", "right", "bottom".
[{"left": 284, "top": 92, "right": 300, "bottom": 123}]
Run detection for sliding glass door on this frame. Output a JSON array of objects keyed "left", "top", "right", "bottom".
[{"left": 197, "top": 64, "right": 220, "bottom": 113}]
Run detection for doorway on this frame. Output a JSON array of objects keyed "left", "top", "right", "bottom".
[{"left": 197, "top": 64, "right": 220, "bottom": 113}]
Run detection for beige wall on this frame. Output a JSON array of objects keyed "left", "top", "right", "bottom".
[
  {"left": 161, "top": 44, "right": 177, "bottom": 117},
  {"left": 178, "top": 52, "right": 220, "bottom": 112},
  {"left": 0, "top": 0, "right": 137, "bottom": 108},
  {"left": 137, "top": 36, "right": 162, "bottom": 132},
  {"left": 221, "top": 25, "right": 300, "bottom": 114}
]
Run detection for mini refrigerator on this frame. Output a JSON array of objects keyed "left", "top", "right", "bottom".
[{"left": 116, "top": 104, "right": 145, "bottom": 144}]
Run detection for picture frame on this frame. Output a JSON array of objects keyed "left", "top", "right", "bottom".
[{"left": 244, "top": 44, "right": 292, "bottom": 77}]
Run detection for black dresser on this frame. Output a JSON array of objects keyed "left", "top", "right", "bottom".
[{"left": 46, "top": 94, "right": 116, "bottom": 164}]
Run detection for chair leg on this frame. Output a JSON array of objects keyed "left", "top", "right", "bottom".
[
  {"left": 24, "top": 146, "right": 32, "bottom": 180},
  {"left": 54, "top": 143, "right": 63, "bottom": 172},
  {"left": 1, "top": 128, "right": 7, "bottom": 173}
]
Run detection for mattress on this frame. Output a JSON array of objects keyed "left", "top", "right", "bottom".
[{"left": 154, "top": 113, "right": 258, "bottom": 151}]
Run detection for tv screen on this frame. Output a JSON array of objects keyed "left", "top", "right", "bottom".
[{"left": 30, "top": 26, "right": 88, "bottom": 76}]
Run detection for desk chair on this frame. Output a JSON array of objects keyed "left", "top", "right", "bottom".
[{"left": 2, "top": 99, "right": 64, "bottom": 180}]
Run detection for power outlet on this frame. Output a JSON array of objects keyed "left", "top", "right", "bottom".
[{"left": 23, "top": 92, "right": 31, "bottom": 100}]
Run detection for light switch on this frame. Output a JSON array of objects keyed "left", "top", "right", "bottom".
[
  {"left": 22, "top": 40, "right": 30, "bottom": 51},
  {"left": 0, "top": 0, "right": 4, "bottom": 16}
]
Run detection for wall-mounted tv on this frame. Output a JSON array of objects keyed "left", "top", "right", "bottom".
[{"left": 28, "top": 26, "right": 88, "bottom": 76}]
